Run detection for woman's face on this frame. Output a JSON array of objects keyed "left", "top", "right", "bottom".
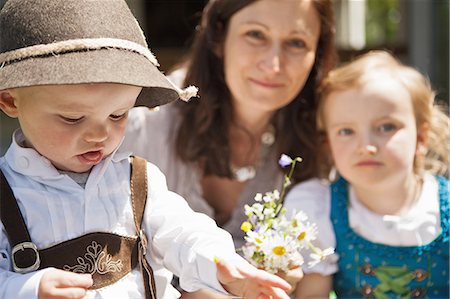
[{"left": 222, "top": 0, "right": 321, "bottom": 118}]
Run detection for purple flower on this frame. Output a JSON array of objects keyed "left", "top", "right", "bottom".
[{"left": 278, "top": 154, "right": 293, "bottom": 168}]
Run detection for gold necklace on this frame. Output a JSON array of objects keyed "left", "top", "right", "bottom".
[{"left": 231, "top": 125, "right": 275, "bottom": 182}]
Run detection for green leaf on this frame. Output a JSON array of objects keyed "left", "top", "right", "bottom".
[
  {"left": 374, "top": 289, "right": 391, "bottom": 299},
  {"left": 377, "top": 266, "right": 409, "bottom": 276},
  {"left": 392, "top": 272, "right": 413, "bottom": 286},
  {"left": 376, "top": 282, "right": 391, "bottom": 293},
  {"left": 375, "top": 271, "right": 391, "bottom": 282}
]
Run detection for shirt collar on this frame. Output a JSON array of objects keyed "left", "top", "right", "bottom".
[{"left": 4, "top": 129, "right": 130, "bottom": 184}]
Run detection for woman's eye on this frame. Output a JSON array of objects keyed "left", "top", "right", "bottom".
[
  {"left": 285, "top": 38, "right": 306, "bottom": 50},
  {"left": 337, "top": 128, "right": 353, "bottom": 136},
  {"left": 378, "top": 123, "right": 397, "bottom": 133},
  {"left": 60, "top": 116, "right": 83, "bottom": 124},
  {"left": 245, "top": 30, "right": 265, "bottom": 41},
  {"left": 110, "top": 112, "right": 127, "bottom": 121}
]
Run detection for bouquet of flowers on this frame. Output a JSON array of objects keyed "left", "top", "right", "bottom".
[{"left": 240, "top": 154, "right": 334, "bottom": 274}]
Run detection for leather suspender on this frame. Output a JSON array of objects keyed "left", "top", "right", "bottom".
[
  {"left": 0, "top": 170, "right": 40, "bottom": 273},
  {"left": 0, "top": 156, "right": 156, "bottom": 298},
  {"left": 130, "top": 156, "right": 157, "bottom": 299}
]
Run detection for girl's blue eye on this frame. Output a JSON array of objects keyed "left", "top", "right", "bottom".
[
  {"left": 337, "top": 128, "right": 354, "bottom": 136},
  {"left": 378, "top": 123, "right": 397, "bottom": 133}
]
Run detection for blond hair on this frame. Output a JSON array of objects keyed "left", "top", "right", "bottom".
[{"left": 317, "top": 50, "right": 449, "bottom": 178}]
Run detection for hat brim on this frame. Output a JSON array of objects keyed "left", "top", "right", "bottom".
[{"left": 0, "top": 48, "right": 179, "bottom": 108}]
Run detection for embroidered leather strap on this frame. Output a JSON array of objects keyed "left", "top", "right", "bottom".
[
  {"left": 130, "top": 156, "right": 157, "bottom": 299},
  {"left": 38, "top": 232, "right": 138, "bottom": 289}
]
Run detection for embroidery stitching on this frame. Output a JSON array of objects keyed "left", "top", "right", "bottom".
[{"left": 63, "top": 241, "right": 123, "bottom": 274}]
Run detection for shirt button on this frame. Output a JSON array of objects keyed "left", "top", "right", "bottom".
[{"left": 17, "top": 156, "right": 29, "bottom": 169}]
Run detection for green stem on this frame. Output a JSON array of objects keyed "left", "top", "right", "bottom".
[{"left": 278, "top": 157, "right": 302, "bottom": 207}]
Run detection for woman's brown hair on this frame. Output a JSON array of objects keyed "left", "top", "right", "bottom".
[{"left": 175, "top": 0, "right": 337, "bottom": 182}]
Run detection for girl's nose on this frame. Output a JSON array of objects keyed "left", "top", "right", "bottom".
[
  {"left": 358, "top": 133, "right": 378, "bottom": 156},
  {"left": 365, "top": 145, "right": 377, "bottom": 155}
]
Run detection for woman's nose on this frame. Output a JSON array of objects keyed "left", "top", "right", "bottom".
[{"left": 259, "top": 44, "right": 282, "bottom": 74}]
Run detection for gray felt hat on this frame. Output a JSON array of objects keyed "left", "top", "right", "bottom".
[{"left": 0, "top": 0, "right": 196, "bottom": 108}]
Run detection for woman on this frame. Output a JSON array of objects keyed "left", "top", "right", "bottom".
[{"left": 121, "top": 0, "right": 336, "bottom": 296}]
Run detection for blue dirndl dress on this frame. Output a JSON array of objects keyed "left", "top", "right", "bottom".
[{"left": 330, "top": 176, "right": 449, "bottom": 298}]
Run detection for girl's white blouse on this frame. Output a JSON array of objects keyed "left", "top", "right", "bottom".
[{"left": 283, "top": 173, "right": 441, "bottom": 275}]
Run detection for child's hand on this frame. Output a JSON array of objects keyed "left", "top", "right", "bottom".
[
  {"left": 215, "top": 258, "right": 291, "bottom": 299},
  {"left": 38, "top": 269, "right": 93, "bottom": 299},
  {"left": 277, "top": 266, "right": 303, "bottom": 295}
]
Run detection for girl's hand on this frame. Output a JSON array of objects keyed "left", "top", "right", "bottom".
[
  {"left": 38, "top": 269, "right": 93, "bottom": 299},
  {"left": 215, "top": 258, "right": 291, "bottom": 299}
]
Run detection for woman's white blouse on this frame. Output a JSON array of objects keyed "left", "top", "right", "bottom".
[
  {"left": 0, "top": 130, "right": 244, "bottom": 299},
  {"left": 283, "top": 174, "right": 441, "bottom": 276},
  {"left": 120, "top": 105, "right": 283, "bottom": 249}
]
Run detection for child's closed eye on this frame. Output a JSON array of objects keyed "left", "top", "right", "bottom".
[
  {"left": 60, "top": 115, "right": 83, "bottom": 124},
  {"left": 109, "top": 112, "right": 127, "bottom": 121}
]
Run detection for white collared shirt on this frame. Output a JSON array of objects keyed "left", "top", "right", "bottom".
[{"left": 0, "top": 130, "right": 243, "bottom": 299}]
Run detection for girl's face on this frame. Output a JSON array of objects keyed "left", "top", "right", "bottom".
[
  {"left": 222, "top": 0, "right": 321, "bottom": 118},
  {"left": 323, "top": 74, "right": 426, "bottom": 191},
  {"left": 8, "top": 83, "right": 141, "bottom": 173}
]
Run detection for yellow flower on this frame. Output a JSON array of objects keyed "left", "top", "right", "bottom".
[
  {"left": 272, "top": 246, "right": 286, "bottom": 256},
  {"left": 297, "top": 232, "right": 306, "bottom": 241},
  {"left": 241, "top": 221, "right": 252, "bottom": 232}
]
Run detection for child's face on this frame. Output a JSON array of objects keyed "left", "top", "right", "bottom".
[
  {"left": 323, "top": 75, "right": 424, "bottom": 190},
  {"left": 4, "top": 83, "right": 141, "bottom": 173}
]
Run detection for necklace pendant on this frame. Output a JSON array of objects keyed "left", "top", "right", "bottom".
[{"left": 232, "top": 166, "right": 256, "bottom": 182}]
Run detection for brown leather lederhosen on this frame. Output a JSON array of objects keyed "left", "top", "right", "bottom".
[{"left": 0, "top": 156, "right": 157, "bottom": 298}]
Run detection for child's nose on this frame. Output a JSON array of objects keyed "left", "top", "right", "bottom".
[
  {"left": 358, "top": 134, "right": 378, "bottom": 156},
  {"left": 84, "top": 124, "right": 108, "bottom": 143}
]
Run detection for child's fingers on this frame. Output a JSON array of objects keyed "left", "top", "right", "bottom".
[
  {"left": 215, "top": 257, "right": 244, "bottom": 284},
  {"left": 258, "top": 285, "right": 291, "bottom": 299},
  {"left": 39, "top": 270, "right": 93, "bottom": 299},
  {"left": 54, "top": 273, "right": 93, "bottom": 288},
  {"left": 240, "top": 266, "right": 291, "bottom": 292},
  {"left": 43, "top": 286, "right": 89, "bottom": 299}
]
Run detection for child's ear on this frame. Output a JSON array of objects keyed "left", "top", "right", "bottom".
[
  {"left": 0, "top": 90, "right": 19, "bottom": 118},
  {"left": 416, "top": 122, "right": 429, "bottom": 154}
]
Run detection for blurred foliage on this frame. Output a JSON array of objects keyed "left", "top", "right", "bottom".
[{"left": 366, "top": 0, "right": 402, "bottom": 47}]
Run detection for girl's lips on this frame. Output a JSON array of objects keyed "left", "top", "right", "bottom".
[
  {"left": 356, "top": 160, "right": 383, "bottom": 167},
  {"left": 78, "top": 150, "right": 103, "bottom": 165}
]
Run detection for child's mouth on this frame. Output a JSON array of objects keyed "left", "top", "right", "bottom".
[{"left": 78, "top": 150, "right": 103, "bottom": 165}]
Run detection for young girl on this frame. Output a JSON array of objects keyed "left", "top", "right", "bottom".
[{"left": 284, "top": 51, "right": 449, "bottom": 299}]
